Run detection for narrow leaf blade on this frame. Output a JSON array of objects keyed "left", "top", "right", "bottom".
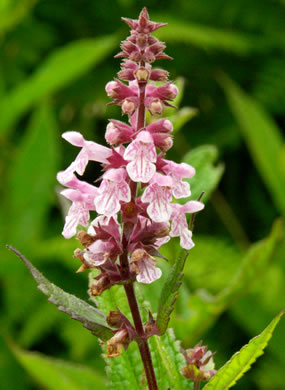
[
  {"left": 156, "top": 249, "right": 189, "bottom": 335},
  {"left": 220, "top": 74, "right": 285, "bottom": 216},
  {"left": 7, "top": 246, "right": 113, "bottom": 341},
  {"left": 203, "top": 311, "right": 285, "bottom": 390},
  {"left": 12, "top": 346, "right": 107, "bottom": 390},
  {"left": 0, "top": 36, "right": 117, "bottom": 135}
]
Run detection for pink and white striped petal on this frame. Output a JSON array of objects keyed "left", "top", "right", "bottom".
[
  {"left": 170, "top": 201, "right": 204, "bottom": 249},
  {"left": 141, "top": 173, "right": 173, "bottom": 222},
  {"left": 94, "top": 168, "right": 131, "bottom": 216},
  {"left": 163, "top": 160, "right": 195, "bottom": 199},
  {"left": 131, "top": 249, "right": 162, "bottom": 284},
  {"left": 124, "top": 131, "right": 157, "bottom": 183}
]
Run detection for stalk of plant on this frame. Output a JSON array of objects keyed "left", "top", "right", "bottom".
[{"left": 57, "top": 8, "right": 204, "bottom": 390}]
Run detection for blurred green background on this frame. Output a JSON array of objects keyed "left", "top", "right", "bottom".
[{"left": 1, "top": 0, "right": 285, "bottom": 389}]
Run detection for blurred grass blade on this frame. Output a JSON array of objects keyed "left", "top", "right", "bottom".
[
  {"left": 183, "top": 145, "right": 224, "bottom": 203},
  {"left": 220, "top": 74, "right": 285, "bottom": 216},
  {"left": 156, "top": 249, "right": 189, "bottom": 335},
  {"left": 6, "top": 103, "right": 59, "bottom": 244},
  {"left": 203, "top": 311, "right": 285, "bottom": 390},
  {"left": 154, "top": 15, "right": 263, "bottom": 54},
  {"left": 0, "top": 0, "right": 38, "bottom": 35},
  {"left": 0, "top": 36, "right": 117, "bottom": 136},
  {"left": 12, "top": 346, "right": 107, "bottom": 390},
  {"left": 7, "top": 246, "right": 113, "bottom": 341}
]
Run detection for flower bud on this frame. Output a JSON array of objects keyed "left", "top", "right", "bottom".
[
  {"left": 181, "top": 342, "right": 216, "bottom": 382},
  {"left": 146, "top": 118, "right": 173, "bottom": 134},
  {"left": 105, "top": 80, "right": 137, "bottom": 101},
  {"left": 146, "top": 98, "right": 164, "bottom": 115},
  {"left": 150, "top": 69, "right": 169, "bottom": 81},
  {"left": 105, "top": 120, "right": 133, "bottom": 145},
  {"left": 135, "top": 67, "right": 149, "bottom": 81},
  {"left": 147, "top": 82, "right": 178, "bottom": 101},
  {"left": 118, "top": 60, "right": 138, "bottom": 81},
  {"left": 151, "top": 133, "right": 173, "bottom": 152},
  {"left": 121, "top": 98, "right": 137, "bottom": 115}
]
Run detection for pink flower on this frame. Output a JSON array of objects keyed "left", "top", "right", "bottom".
[
  {"left": 170, "top": 201, "right": 204, "bottom": 249},
  {"left": 146, "top": 82, "right": 178, "bottom": 101},
  {"left": 105, "top": 79, "right": 137, "bottom": 102},
  {"left": 60, "top": 184, "right": 98, "bottom": 238},
  {"left": 130, "top": 248, "right": 162, "bottom": 284},
  {"left": 84, "top": 240, "right": 115, "bottom": 267},
  {"left": 162, "top": 160, "right": 195, "bottom": 199},
  {"left": 58, "top": 132, "right": 112, "bottom": 184},
  {"left": 105, "top": 120, "right": 134, "bottom": 146},
  {"left": 124, "top": 131, "right": 157, "bottom": 183},
  {"left": 94, "top": 168, "right": 131, "bottom": 216},
  {"left": 141, "top": 173, "right": 173, "bottom": 222}
]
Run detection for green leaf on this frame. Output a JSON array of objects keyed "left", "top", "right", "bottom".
[
  {"left": 175, "top": 219, "right": 282, "bottom": 344},
  {"left": 149, "top": 330, "right": 192, "bottom": 390},
  {"left": 92, "top": 279, "right": 190, "bottom": 389},
  {"left": 6, "top": 103, "right": 59, "bottom": 244},
  {"left": 7, "top": 246, "right": 113, "bottom": 341},
  {"left": 92, "top": 283, "right": 144, "bottom": 390},
  {"left": 183, "top": 145, "right": 224, "bottom": 202},
  {"left": 156, "top": 249, "right": 189, "bottom": 335},
  {"left": 220, "top": 74, "right": 285, "bottom": 216},
  {"left": 0, "top": 36, "right": 117, "bottom": 136},
  {"left": 0, "top": 0, "right": 38, "bottom": 36},
  {"left": 203, "top": 310, "right": 285, "bottom": 390},
  {"left": 12, "top": 346, "right": 106, "bottom": 390},
  {"left": 154, "top": 15, "right": 263, "bottom": 54}
]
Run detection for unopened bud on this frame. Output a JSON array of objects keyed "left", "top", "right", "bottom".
[
  {"left": 152, "top": 133, "right": 173, "bottom": 152},
  {"left": 106, "top": 329, "right": 128, "bottom": 358},
  {"left": 150, "top": 69, "right": 169, "bottom": 81},
  {"left": 149, "top": 99, "right": 164, "bottom": 115},
  {"left": 122, "top": 98, "right": 136, "bottom": 115},
  {"left": 107, "top": 311, "right": 122, "bottom": 328},
  {"left": 136, "top": 67, "right": 149, "bottom": 81},
  {"left": 105, "top": 81, "right": 119, "bottom": 99}
]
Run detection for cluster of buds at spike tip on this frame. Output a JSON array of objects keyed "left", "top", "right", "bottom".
[
  {"left": 57, "top": 8, "right": 204, "bottom": 290},
  {"left": 181, "top": 342, "right": 217, "bottom": 382}
]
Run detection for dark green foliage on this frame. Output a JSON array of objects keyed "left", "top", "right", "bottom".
[{"left": 1, "top": 1, "right": 285, "bottom": 389}]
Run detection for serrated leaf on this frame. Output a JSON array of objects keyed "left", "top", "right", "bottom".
[
  {"left": 154, "top": 15, "right": 263, "bottom": 54},
  {"left": 7, "top": 246, "right": 113, "bottom": 341},
  {"left": 183, "top": 145, "right": 224, "bottom": 203},
  {"left": 12, "top": 346, "right": 106, "bottom": 390},
  {"left": 0, "top": 36, "right": 117, "bottom": 136},
  {"left": 203, "top": 311, "right": 285, "bottom": 390},
  {"left": 149, "top": 329, "right": 192, "bottom": 390},
  {"left": 92, "top": 278, "right": 190, "bottom": 389},
  {"left": 6, "top": 103, "right": 59, "bottom": 245},
  {"left": 156, "top": 249, "right": 189, "bottom": 335},
  {"left": 220, "top": 74, "right": 285, "bottom": 216},
  {"left": 92, "top": 283, "right": 144, "bottom": 390}
]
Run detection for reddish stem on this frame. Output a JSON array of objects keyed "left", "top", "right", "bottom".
[{"left": 119, "top": 78, "right": 158, "bottom": 390}]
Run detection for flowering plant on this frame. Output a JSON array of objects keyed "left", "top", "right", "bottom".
[{"left": 7, "top": 7, "right": 284, "bottom": 390}]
